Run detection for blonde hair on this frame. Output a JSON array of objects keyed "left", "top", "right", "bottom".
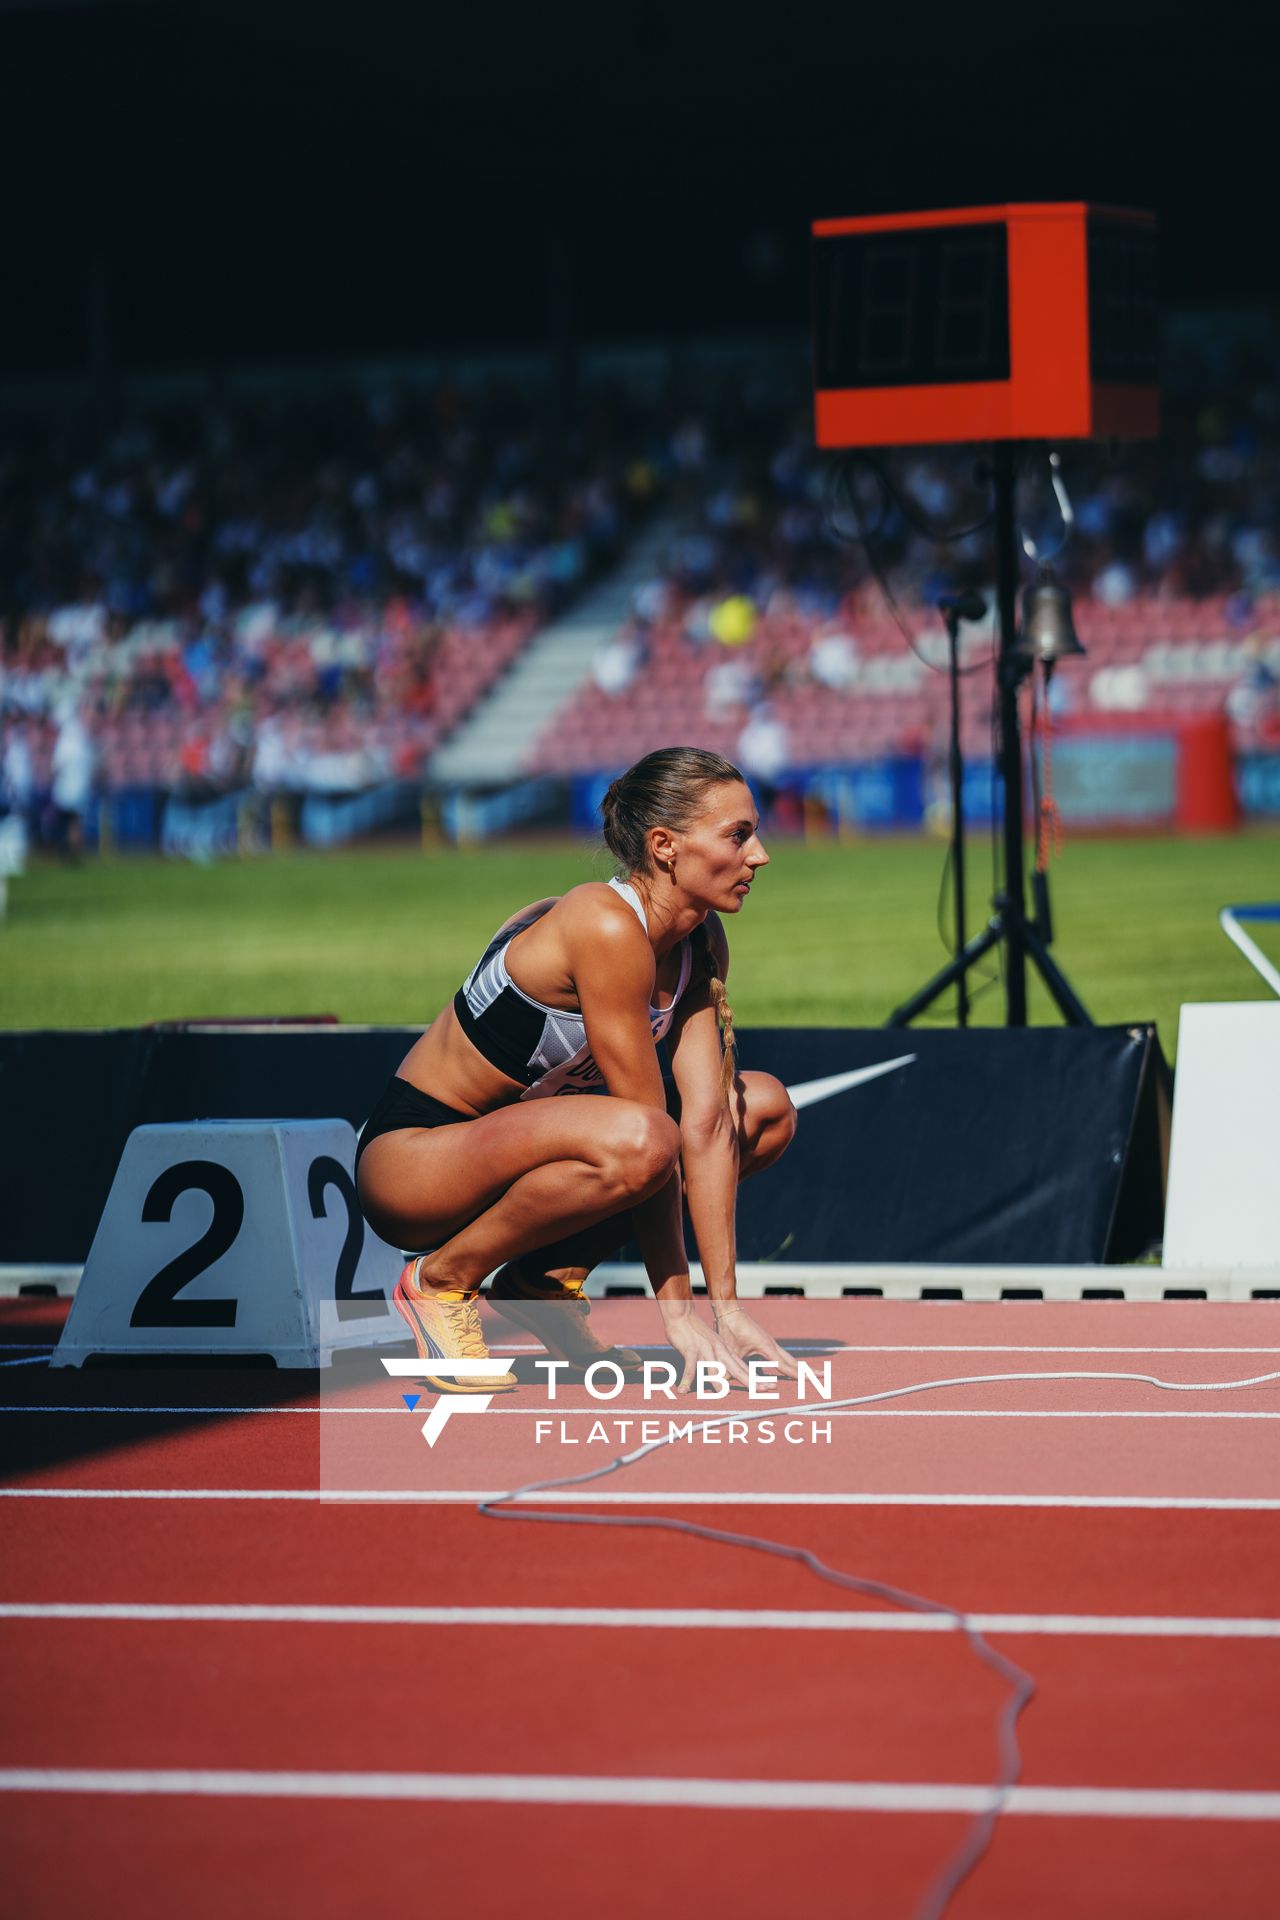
[
  {"left": 694, "top": 921, "right": 737, "bottom": 1105},
  {"left": 601, "top": 747, "right": 741, "bottom": 1105}
]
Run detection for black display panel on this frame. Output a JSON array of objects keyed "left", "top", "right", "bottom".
[
  {"left": 814, "top": 223, "right": 1011, "bottom": 389},
  {"left": 1087, "top": 218, "right": 1158, "bottom": 383}
]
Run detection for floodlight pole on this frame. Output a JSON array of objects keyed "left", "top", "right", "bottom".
[{"left": 887, "top": 442, "right": 1092, "bottom": 1030}]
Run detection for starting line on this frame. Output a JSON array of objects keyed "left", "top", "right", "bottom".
[
  {"left": 3, "top": 1487, "right": 1280, "bottom": 1510},
  {"left": 1, "top": 1766, "right": 1278, "bottom": 1821},
  {"left": 4, "top": 1600, "right": 1280, "bottom": 1639}
]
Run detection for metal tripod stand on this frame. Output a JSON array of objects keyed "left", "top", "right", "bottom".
[{"left": 887, "top": 443, "right": 1092, "bottom": 1029}]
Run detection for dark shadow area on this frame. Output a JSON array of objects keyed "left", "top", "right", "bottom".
[
  {"left": 0, "top": 1303, "right": 329, "bottom": 1477},
  {"left": 0, "top": 1356, "right": 324, "bottom": 1479}
]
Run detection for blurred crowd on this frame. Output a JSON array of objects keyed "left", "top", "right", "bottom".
[
  {"left": 0, "top": 380, "right": 663, "bottom": 842},
  {"left": 584, "top": 341, "right": 1280, "bottom": 776},
  {"left": 599, "top": 339, "right": 1280, "bottom": 652},
  {"left": 3, "top": 339, "right": 1280, "bottom": 846}
]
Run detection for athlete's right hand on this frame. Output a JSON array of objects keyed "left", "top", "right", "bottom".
[{"left": 662, "top": 1309, "right": 753, "bottom": 1395}]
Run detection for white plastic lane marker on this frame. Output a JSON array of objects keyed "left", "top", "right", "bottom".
[
  {"left": 0, "top": 1768, "right": 1278, "bottom": 1820},
  {"left": 3, "top": 1601, "right": 1279, "bottom": 1639},
  {"left": 2, "top": 1488, "right": 1280, "bottom": 1511}
]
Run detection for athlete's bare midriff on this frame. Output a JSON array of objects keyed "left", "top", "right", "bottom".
[{"left": 395, "top": 1002, "right": 524, "bottom": 1116}]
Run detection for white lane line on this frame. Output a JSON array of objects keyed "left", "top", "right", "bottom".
[
  {"left": 8, "top": 1406, "right": 1280, "bottom": 1419},
  {"left": 517, "top": 1346, "right": 1280, "bottom": 1359},
  {"left": 9, "top": 1344, "right": 1280, "bottom": 1360},
  {"left": 0, "top": 1357, "right": 52, "bottom": 1368},
  {"left": 798, "top": 1347, "right": 1280, "bottom": 1356},
  {"left": 3, "top": 1601, "right": 1279, "bottom": 1639},
  {"left": 2, "top": 1488, "right": 1279, "bottom": 1511},
  {"left": 6, "top": 1406, "right": 335, "bottom": 1415},
  {"left": 0, "top": 1768, "right": 1277, "bottom": 1820}
]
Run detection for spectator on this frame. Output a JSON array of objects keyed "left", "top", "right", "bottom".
[
  {"left": 809, "top": 629, "right": 859, "bottom": 692},
  {"left": 1, "top": 717, "right": 37, "bottom": 833},
  {"left": 1226, "top": 637, "right": 1280, "bottom": 743},
  {"left": 593, "top": 627, "right": 645, "bottom": 697},
  {"left": 736, "top": 700, "right": 790, "bottom": 809},
  {"left": 49, "top": 703, "right": 96, "bottom": 857},
  {"left": 705, "top": 657, "right": 760, "bottom": 720}
]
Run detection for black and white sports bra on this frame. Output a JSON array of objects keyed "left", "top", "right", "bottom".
[{"left": 453, "top": 876, "right": 693, "bottom": 1100}]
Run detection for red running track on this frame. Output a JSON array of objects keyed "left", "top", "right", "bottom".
[{"left": 3, "top": 1298, "right": 1280, "bottom": 1919}]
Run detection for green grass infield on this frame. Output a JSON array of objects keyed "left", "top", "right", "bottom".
[{"left": 2, "top": 829, "right": 1277, "bottom": 1058}]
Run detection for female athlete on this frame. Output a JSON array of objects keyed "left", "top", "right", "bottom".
[{"left": 355, "top": 746, "right": 798, "bottom": 1395}]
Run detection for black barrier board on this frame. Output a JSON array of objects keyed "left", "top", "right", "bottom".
[
  {"left": 0, "top": 1024, "right": 1166, "bottom": 1266},
  {"left": 730, "top": 1026, "right": 1167, "bottom": 1266}
]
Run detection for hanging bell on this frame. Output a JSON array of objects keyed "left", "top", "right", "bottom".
[{"left": 1015, "top": 566, "right": 1086, "bottom": 666}]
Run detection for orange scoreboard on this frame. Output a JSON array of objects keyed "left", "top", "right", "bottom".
[{"left": 811, "top": 202, "right": 1159, "bottom": 448}]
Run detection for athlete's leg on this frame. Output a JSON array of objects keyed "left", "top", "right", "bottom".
[
  {"left": 357, "top": 1094, "right": 681, "bottom": 1293},
  {"left": 498, "top": 1070, "right": 798, "bottom": 1293}
]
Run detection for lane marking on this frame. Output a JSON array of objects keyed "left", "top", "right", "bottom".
[
  {"left": 512, "top": 1345, "right": 1280, "bottom": 1357},
  {"left": 5, "top": 1406, "right": 1280, "bottom": 1422},
  {"left": 1, "top": 1767, "right": 1278, "bottom": 1820},
  {"left": 0, "top": 1406, "right": 341, "bottom": 1415},
  {"left": 811, "top": 1346, "right": 1280, "bottom": 1356},
  {"left": 3, "top": 1488, "right": 1279, "bottom": 1510},
  {"left": 4, "top": 1601, "right": 1280, "bottom": 1638}
]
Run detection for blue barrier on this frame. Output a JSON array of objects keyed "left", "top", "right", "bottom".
[
  {"left": 1238, "top": 752, "right": 1280, "bottom": 818},
  {"left": 299, "top": 779, "right": 417, "bottom": 847},
  {"left": 802, "top": 758, "right": 925, "bottom": 830},
  {"left": 573, "top": 760, "right": 927, "bottom": 835},
  {"left": 160, "top": 790, "right": 258, "bottom": 860},
  {"left": 104, "top": 786, "right": 162, "bottom": 848},
  {"left": 441, "top": 777, "right": 561, "bottom": 843}
]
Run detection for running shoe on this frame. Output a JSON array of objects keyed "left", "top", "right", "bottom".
[
  {"left": 393, "top": 1258, "right": 517, "bottom": 1393},
  {"left": 488, "top": 1262, "right": 642, "bottom": 1372}
]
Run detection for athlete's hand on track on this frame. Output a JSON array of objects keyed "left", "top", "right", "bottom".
[
  {"left": 663, "top": 1311, "right": 754, "bottom": 1395},
  {"left": 711, "top": 1303, "right": 800, "bottom": 1380}
]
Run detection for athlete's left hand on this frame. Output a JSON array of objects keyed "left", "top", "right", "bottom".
[{"left": 711, "top": 1304, "right": 800, "bottom": 1380}]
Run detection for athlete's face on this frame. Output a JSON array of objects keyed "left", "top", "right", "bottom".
[{"left": 672, "top": 780, "right": 769, "bottom": 913}]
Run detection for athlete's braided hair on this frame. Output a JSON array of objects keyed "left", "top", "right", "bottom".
[
  {"left": 601, "top": 747, "right": 742, "bottom": 1105},
  {"left": 693, "top": 920, "right": 737, "bottom": 1106}
]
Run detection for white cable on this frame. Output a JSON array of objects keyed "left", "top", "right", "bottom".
[
  {"left": 543, "top": 1366, "right": 1280, "bottom": 1477},
  {"left": 479, "top": 1363, "right": 1280, "bottom": 1920}
]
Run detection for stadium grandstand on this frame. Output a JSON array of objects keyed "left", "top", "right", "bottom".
[{"left": 2, "top": 340, "right": 1278, "bottom": 851}]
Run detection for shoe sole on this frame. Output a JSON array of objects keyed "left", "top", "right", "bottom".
[{"left": 393, "top": 1273, "right": 517, "bottom": 1394}]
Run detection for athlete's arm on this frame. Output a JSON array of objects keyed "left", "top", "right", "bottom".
[
  {"left": 566, "top": 890, "right": 667, "bottom": 1108},
  {"left": 670, "top": 915, "right": 798, "bottom": 1382},
  {"left": 566, "top": 891, "right": 687, "bottom": 1304},
  {"left": 566, "top": 892, "right": 749, "bottom": 1390},
  {"left": 669, "top": 914, "right": 739, "bottom": 1303}
]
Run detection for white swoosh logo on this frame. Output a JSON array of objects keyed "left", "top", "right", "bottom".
[{"left": 785, "top": 1054, "right": 917, "bottom": 1110}]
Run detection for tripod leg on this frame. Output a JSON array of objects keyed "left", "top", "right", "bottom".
[
  {"left": 887, "top": 918, "right": 1004, "bottom": 1027},
  {"left": 1021, "top": 919, "right": 1093, "bottom": 1026}
]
